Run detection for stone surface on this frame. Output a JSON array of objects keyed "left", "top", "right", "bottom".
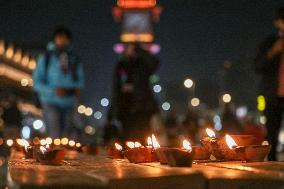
[{"left": 8, "top": 151, "right": 284, "bottom": 189}]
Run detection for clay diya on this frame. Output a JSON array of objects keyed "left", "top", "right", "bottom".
[
  {"left": 161, "top": 140, "right": 194, "bottom": 167},
  {"left": 155, "top": 147, "right": 170, "bottom": 164},
  {"left": 124, "top": 140, "right": 157, "bottom": 163},
  {"left": 244, "top": 145, "right": 271, "bottom": 162},
  {"left": 37, "top": 145, "right": 66, "bottom": 165},
  {"left": 107, "top": 143, "right": 124, "bottom": 159},
  {"left": 192, "top": 146, "right": 210, "bottom": 160}
]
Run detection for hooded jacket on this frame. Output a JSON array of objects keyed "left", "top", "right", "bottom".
[{"left": 33, "top": 42, "right": 84, "bottom": 107}]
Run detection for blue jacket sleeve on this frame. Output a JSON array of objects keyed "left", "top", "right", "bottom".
[{"left": 32, "top": 55, "right": 54, "bottom": 96}]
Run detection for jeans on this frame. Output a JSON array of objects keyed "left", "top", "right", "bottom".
[{"left": 42, "top": 103, "right": 74, "bottom": 138}]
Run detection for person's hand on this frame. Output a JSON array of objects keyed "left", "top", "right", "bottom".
[
  {"left": 55, "top": 88, "right": 67, "bottom": 97},
  {"left": 74, "top": 89, "right": 81, "bottom": 97},
  {"left": 267, "top": 38, "right": 284, "bottom": 58}
]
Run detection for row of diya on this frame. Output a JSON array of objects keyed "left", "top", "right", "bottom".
[
  {"left": 13, "top": 138, "right": 82, "bottom": 165},
  {"left": 107, "top": 129, "right": 271, "bottom": 167}
]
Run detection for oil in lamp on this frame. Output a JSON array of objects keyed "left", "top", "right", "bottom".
[
  {"left": 162, "top": 140, "right": 194, "bottom": 167},
  {"left": 37, "top": 144, "right": 65, "bottom": 165},
  {"left": 107, "top": 143, "right": 124, "bottom": 159}
]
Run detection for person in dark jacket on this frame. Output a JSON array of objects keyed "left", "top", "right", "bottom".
[
  {"left": 111, "top": 43, "right": 159, "bottom": 142},
  {"left": 255, "top": 7, "right": 284, "bottom": 160}
]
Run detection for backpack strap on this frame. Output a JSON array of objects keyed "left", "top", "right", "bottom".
[
  {"left": 43, "top": 52, "right": 51, "bottom": 83},
  {"left": 69, "top": 52, "right": 79, "bottom": 81}
]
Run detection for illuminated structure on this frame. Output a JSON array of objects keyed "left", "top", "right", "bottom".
[
  {"left": 0, "top": 40, "right": 36, "bottom": 92},
  {"left": 112, "top": 0, "right": 162, "bottom": 49},
  {"left": 0, "top": 39, "right": 41, "bottom": 118}
]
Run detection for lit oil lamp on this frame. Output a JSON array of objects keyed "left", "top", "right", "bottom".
[
  {"left": 200, "top": 128, "right": 217, "bottom": 157},
  {"left": 222, "top": 135, "right": 246, "bottom": 161},
  {"left": 205, "top": 132, "right": 258, "bottom": 161},
  {"left": 107, "top": 143, "right": 124, "bottom": 159},
  {"left": 124, "top": 137, "right": 157, "bottom": 163},
  {"left": 152, "top": 135, "right": 170, "bottom": 164},
  {"left": 201, "top": 128, "right": 217, "bottom": 146},
  {"left": 16, "top": 139, "right": 33, "bottom": 159},
  {"left": 161, "top": 140, "right": 194, "bottom": 167},
  {"left": 37, "top": 145, "right": 65, "bottom": 165}
]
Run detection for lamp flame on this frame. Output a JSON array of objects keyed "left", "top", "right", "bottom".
[
  {"left": 115, "top": 143, "right": 123, "bottom": 151},
  {"left": 16, "top": 139, "right": 29, "bottom": 147},
  {"left": 206, "top": 128, "right": 216, "bottom": 138},
  {"left": 126, "top": 141, "right": 135, "bottom": 149},
  {"left": 151, "top": 134, "right": 160, "bottom": 149},
  {"left": 134, "top": 142, "right": 142, "bottom": 148},
  {"left": 40, "top": 146, "right": 47, "bottom": 154},
  {"left": 225, "top": 134, "right": 238, "bottom": 149},
  {"left": 147, "top": 137, "right": 152, "bottom": 146},
  {"left": 182, "top": 139, "right": 192, "bottom": 152}
]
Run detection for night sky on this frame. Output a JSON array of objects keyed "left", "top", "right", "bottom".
[{"left": 0, "top": 0, "right": 283, "bottom": 113}]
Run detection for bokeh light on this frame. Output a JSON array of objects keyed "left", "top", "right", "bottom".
[
  {"left": 162, "top": 102, "right": 171, "bottom": 111},
  {"left": 85, "top": 107, "right": 93, "bottom": 116},
  {"left": 6, "top": 139, "right": 13, "bottom": 147},
  {"left": 184, "top": 78, "right": 194, "bottom": 89},
  {"left": 94, "top": 111, "right": 103, "bottom": 120},
  {"left": 222, "top": 94, "right": 231, "bottom": 103},
  {"left": 153, "top": 84, "right": 162, "bottom": 93},
  {"left": 190, "top": 98, "right": 200, "bottom": 107},
  {"left": 77, "top": 105, "right": 86, "bottom": 114},
  {"left": 33, "top": 120, "right": 43, "bottom": 130},
  {"left": 61, "top": 138, "right": 69, "bottom": 145},
  {"left": 21, "top": 126, "right": 30, "bottom": 139},
  {"left": 100, "top": 98, "right": 109, "bottom": 107},
  {"left": 84, "top": 125, "right": 96, "bottom": 135}
]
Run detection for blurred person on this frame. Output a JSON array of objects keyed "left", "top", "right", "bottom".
[
  {"left": 221, "top": 103, "right": 243, "bottom": 135},
  {"left": 242, "top": 114, "right": 266, "bottom": 145},
  {"left": 111, "top": 43, "right": 159, "bottom": 141},
  {"left": 181, "top": 109, "right": 199, "bottom": 145},
  {"left": 103, "top": 106, "right": 123, "bottom": 145},
  {"left": 164, "top": 112, "right": 180, "bottom": 147},
  {"left": 33, "top": 26, "right": 84, "bottom": 138},
  {"left": 255, "top": 7, "right": 284, "bottom": 160}
]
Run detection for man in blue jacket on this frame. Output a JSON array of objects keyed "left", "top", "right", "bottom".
[{"left": 33, "top": 26, "right": 84, "bottom": 138}]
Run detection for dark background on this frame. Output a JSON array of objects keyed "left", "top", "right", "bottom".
[{"left": 0, "top": 0, "right": 283, "bottom": 114}]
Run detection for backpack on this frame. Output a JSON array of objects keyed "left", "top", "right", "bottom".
[{"left": 33, "top": 51, "right": 79, "bottom": 108}]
